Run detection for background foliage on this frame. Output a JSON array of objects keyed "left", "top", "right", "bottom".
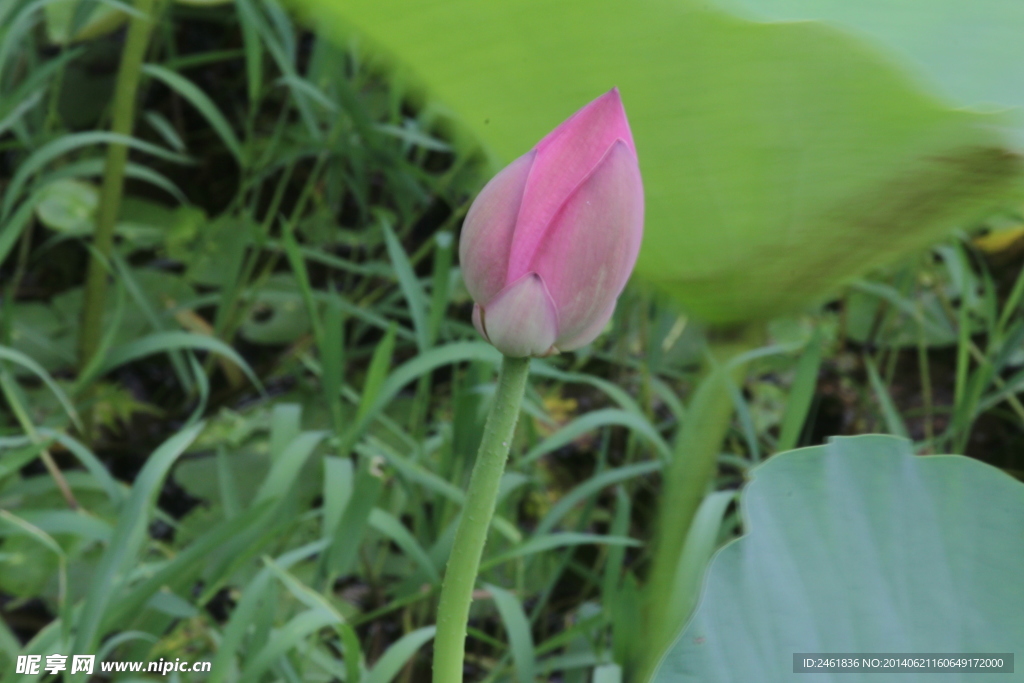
[{"left": 1, "top": 0, "right": 1023, "bottom": 681}]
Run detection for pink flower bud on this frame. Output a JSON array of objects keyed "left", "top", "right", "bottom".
[{"left": 459, "top": 89, "right": 644, "bottom": 358}]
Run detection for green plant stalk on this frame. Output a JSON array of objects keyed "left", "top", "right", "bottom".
[
  {"left": 79, "top": 0, "right": 161, "bottom": 372},
  {"left": 433, "top": 355, "right": 531, "bottom": 683},
  {"left": 638, "top": 326, "right": 759, "bottom": 681},
  {"left": 639, "top": 366, "right": 732, "bottom": 680}
]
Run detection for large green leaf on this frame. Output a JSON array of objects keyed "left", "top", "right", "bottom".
[
  {"left": 288, "top": 0, "right": 1023, "bottom": 324},
  {"left": 718, "top": 0, "right": 1024, "bottom": 137},
  {"left": 653, "top": 435, "right": 1024, "bottom": 682}
]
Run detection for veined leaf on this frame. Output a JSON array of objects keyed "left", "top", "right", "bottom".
[{"left": 653, "top": 435, "right": 1024, "bottom": 681}]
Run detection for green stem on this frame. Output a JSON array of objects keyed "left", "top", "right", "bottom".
[
  {"left": 641, "top": 367, "right": 733, "bottom": 674},
  {"left": 79, "top": 0, "right": 160, "bottom": 372},
  {"left": 433, "top": 355, "right": 531, "bottom": 683},
  {"left": 638, "top": 325, "right": 760, "bottom": 681}
]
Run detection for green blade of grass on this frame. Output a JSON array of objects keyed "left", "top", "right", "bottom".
[
  {"left": 321, "top": 295, "right": 346, "bottom": 433},
  {"left": 141, "top": 64, "right": 245, "bottom": 165},
  {"left": 270, "top": 403, "right": 302, "bottom": 459},
  {"left": 103, "top": 502, "right": 273, "bottom": 633},
  {"left": 92, "top": 331, "right": 263, "bottom": 392},
  {"left": 601, "top": 486, "right": 632, "bottom": 611},
  {"left": 37, "top": 429, "right": 122, "bottom": 505},
  {"left": 215, "top": 446, "right": 241, "bottom": 518},
  {"left": 325, "top": 456, "right": 384, "bottom": 576},
  {"left": 0, "top": 346, "right": 81, "bottom": 430},
  {"left": 777, "top": 330, "right": 824, "bottom": 452},
  {"left": 365, "top": 626, "right": 436, "bottom": 683},
  {"left": 12, "top": 509, "right": 112, "bottom": 543},
  {"left": 427, "top": 231, "right": 454, "bottom": 344},
  {"left": 727, "top": 373, "right": 761, "bottom": 462},
  {"left": 0, "top": 440, "right": 50, "bottom": 480},
  {"left": 239, "top": 609, "right": 342, "bottom": 681},
  {"left": 71, "top": 422, "right": 204, "bottom": 660},
  {"left": 382, "top": 220, "right": 429, "bottom": 351},
  {"left": 520, "top": 409, "right": 670, "bottom": 466},
  {"left": 369, "top": 508, "right": 441, "bottom": 584},
  {"left": 486, "top": 583, "right": 537, "bottom": 683},
  {"left": 536, "top": 462, "right": 658, "bottom": 538},
  {"left": 2, "top": 131, "right": 191, "bottom": 220},
  {"left": 352, "top": 322, "right": 397, "bottom": 429},
  {"left": 665, "top": 490, "right": 736, "bottom": 637},
  {"left": 865, "top": 355, "right": 910, "bottom": 438},
  {"left": 207, "top": 540, "right": 328, "bottom": 683},
  {"left": 255, "top": 431, "right": 328, "bottom": 503},
  {"left": 235, "top": 0, "right": 264, "bottom": 103},
  {"left": 111, "top": 254, "right": 195, "bottom": 394},
  {"left": 358, "top": 440, "right": 464, "bottom": 506},
  {"left": 38, "top": 157, "right": 187, "bottom": 203},
  {"left": 142, "top": 110, "right": 186, "bottom": 151},
  {"left": 531, "top": 362, "right": 646, "bottom": 417},
  {"left": 481, "top": 533, "right": 641, "bottom": 571},
  {"left": 322, "top": 455, "right": 353, "bottom": 539}
]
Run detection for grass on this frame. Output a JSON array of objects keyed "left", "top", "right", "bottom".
[{"left": 0, "top": 1, "right": 1023, "bottom": 681}]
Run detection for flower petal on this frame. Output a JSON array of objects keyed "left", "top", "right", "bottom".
[
  {"left": 459, "top": 151, "right": 536, "bottom": 303},
  {"left": 478, "top": 273, "right": 559, "bottom": 358},
  {"left": 507, "top": 88, "right": 637, "bottom": 281},
  {"left": 528, "top": 139, "right": 644, "bottom": 347},
  {"left": 553, "top": 299, "right": 617, "bottom": 352}
]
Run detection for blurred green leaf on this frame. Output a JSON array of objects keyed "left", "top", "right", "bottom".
[
  {"left": 0, "top": 530, "right": 60, "bottom": 598},
  {"left": 291, "top": 0, "right": 1024, "bottom": 324},
  {"left": 37, "top": 270, "right": 196, "bottom": 371},
  {"left": 34, "top": 179, "right": 98, "bottom": 234},
  {"left": 116, "top": 196, "right": 206, "bottom": 252},
  {"left": 181, "top": 214, "right": 253, "bottom": 287},
  {"left": 719, "top": 0, "right": 1024, "bottom": 138},
  {"left": 653, "top": 435, "right": 1024, "bottom": 681},
  {"left": 8, "top": 303, "right": 75, "bottom": 374},
  {"left": 238, "top": 274, "right": 313, "bottom": 345}
]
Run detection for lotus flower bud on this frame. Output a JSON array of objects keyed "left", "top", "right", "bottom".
[{"left": 459, "top": 89, "right": 644, "bottom": 358}]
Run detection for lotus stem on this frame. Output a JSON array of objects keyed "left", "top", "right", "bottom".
[{"left": 433, "top": 355, "right": 530, "bottom": 683}]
